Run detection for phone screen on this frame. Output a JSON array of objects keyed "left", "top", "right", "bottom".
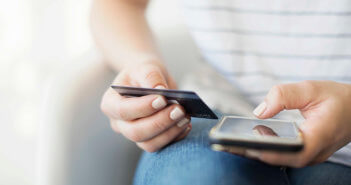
[{"left": 218, "top": 117, "right": 299, "bottom": 139}]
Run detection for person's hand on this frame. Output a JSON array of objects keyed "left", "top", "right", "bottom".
[
  {"left": 100, "top": 61, "right": 192, "bottom": 152},
  {"left": 247, "top": 80, "right": 351, "bottom": 167}
]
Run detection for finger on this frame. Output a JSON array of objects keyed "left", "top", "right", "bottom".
[
  {"left": 135, "top": 64, "right": 168, "bottom": 89},
  {"left": 248, "top": 120, "right": 323, "bottom": 167},
  {"left": 118, "top": 104, "right": 188, "bottom": 142},
  {"left": 101, "top": 87, "right": 167, "bottom": 120},
  {"left": 257, "top": 149, "right": 303, "bottom": 167},
  {"left": 211, "top": 145, "right": 247, "bottom": 157},
  {"left": 136, "top": 120, "right": 191, "bottom": 152},
  {"left": 309, "top": 152, "right": 329, "bottom": 166},
  {"left": 174, "top": 124, "right": 192, "bottom": 142},
  {"left": 253, "top": 81, "right": 320, "bottom": 119},
  {"left": 110, "top": 119, "right": 120, "bottom": 133},
  {"left": 256, "top": 141, "right": 318, "bottom": 168}
]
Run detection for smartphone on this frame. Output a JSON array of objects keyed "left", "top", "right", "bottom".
[{"left": 209, "top": 116, "right": 304, "bottom": 152}]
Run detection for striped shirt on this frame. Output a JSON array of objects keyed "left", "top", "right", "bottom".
[{"left": 180, "top": 0, "right": 351, "bottom": 167}]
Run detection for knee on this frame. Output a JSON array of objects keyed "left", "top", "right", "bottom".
[
  {"left": 133, "top": 119, "right": 256, "bottom": 185},
  {"left": 133, "top": 121, "right": 219, "bottom": 185}
]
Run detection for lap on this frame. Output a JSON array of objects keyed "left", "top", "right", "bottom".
[
  {"left": 287, "top": 162, "right": 351, "bottom": 185},
  {"left": 133, "top": 118, "right": 351, "bottom": 185}
]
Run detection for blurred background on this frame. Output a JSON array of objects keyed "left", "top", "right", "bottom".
[{"left": 0, "top": 0, "right": 200, "bottom": 184}]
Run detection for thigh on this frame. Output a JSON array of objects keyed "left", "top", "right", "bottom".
[
  {"left": 287, "top": 162, "right": 351, "bottom": 185},
  {"left": 133, "top": 118, "right": 289, "bottom": 185}
]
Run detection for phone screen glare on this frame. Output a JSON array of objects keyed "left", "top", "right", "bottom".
[{"left": 218, "top": 118, "right": 298, "bottom": 139}]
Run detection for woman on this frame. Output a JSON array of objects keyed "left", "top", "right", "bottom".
[{"left": 91, "top": 0, "right": 351, "bottom": 184}]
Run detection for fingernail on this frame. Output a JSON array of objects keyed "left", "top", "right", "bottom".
[
  {"left": 152, "top": 96, "right": 167, "bottom": 110},
  {"left": 155, "top": 85, "right": 166, "bottom": 89},
  {"left": 170, "top": 107, "right": 185, "bottom": 120},
  {"left": 168, "top": 100, "right": 179, "bottom": 104},
  {"left": 185, "top": 126, "right": 191, "bottom": 132},
  {"left": 177, "top": 118, "right": 190, "bottom": 127},
  {"left": 246, "top": 150, "right": 261, "bottom": 158},
  {"left": 253, "top": 102, "right": 267, "bottom": 117}
]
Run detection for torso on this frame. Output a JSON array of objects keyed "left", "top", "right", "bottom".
[{"left": 180, "top": 0, "right": 351, "bottom": 167}]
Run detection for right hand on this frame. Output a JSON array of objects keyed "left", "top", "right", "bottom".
[{"left": 101, "top": 61, "right": 192, "bottom": 152}]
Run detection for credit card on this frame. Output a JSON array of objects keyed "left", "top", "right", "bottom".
[{"left": 111, "top": 85, "right": 218, "bottom": 119}]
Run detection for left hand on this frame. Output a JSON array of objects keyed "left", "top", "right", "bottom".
[{"left": 248, "top": 80, "right": 351, "bottom": 167}]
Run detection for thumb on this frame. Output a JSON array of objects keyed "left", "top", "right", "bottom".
[
  {"left": 253, "top": 81, "right": 317, "bottom": 119},
  {"left": 137, "top": 64, "right": 168, "bottom": 89}
]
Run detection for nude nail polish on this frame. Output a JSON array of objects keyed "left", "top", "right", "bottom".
[
  {"left": 246, "top": 150, "right": 261, "bottom": 158},
  {"left": 152, "top": 96, "right": 167, "bottom": 109},
  {"left": 170, "top": 107, "right": 185, "bottom": 120},
  {"left": 177, "top": 118, "right": 189, "bottom": 127},
  {"left": 155, "top": 85, "right": 166, "bottom": 89},
  {"left": 253, "top": 102, "right": 267, "bottom": 116}
]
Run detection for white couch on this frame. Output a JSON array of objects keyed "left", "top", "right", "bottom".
[
  {"left": 36, "top": 51, "right": 143, "bottom": 185},
  {"left": 36, "top": 13, "right": 204, "bottom": 184}
]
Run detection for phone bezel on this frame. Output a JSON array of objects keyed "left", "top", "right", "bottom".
[{"left": 209, "top": 116, "right": 304, "bottom": 152}]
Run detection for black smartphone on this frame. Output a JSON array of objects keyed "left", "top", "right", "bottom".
[{"left": 209, "top": 116, "right": 304, "bottom": 152}]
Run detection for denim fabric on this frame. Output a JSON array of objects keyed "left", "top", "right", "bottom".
[{"left": 133, "top": 118, "right": 351, "bottom": 185}]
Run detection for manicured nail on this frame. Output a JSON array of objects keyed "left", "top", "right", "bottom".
[
  {"left": 168, "top": 100, "right": 179, "bottom": 104},
  {"left": 185, "top": 126, "right": 191, "bottom": 133},
  {"left": 152, "top": 96, "right": 167, "bottom": 110},
  {"left": 170, "top": 107, "right": 185, "bottom": 120},
  {"left": 155, "top": 85, "right": 166, "bottom": 89},
  {"left": 253, "top": 102, "right": 267, "bottom": 117},
  {"left": 177, "top": 118, "right": 190, "bottom": 127},
  {"left": 246, "top": 150, "right": 261, "bottom": 158}
]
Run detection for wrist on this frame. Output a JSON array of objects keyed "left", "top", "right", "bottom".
[
  {"left": 126, "top": 55, "right": 168, "bottom": 75},
  {"left": 107, "top": 52, "right": 166, "bottom": 72},
  {"left": 123, "top": 52, "right": 162, "bottom": 66}
]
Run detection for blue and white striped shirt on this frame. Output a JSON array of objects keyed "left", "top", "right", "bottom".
[{"left": 180, "top": 0, "right": 351, "bottom": 167}]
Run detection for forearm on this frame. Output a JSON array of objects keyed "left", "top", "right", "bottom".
[{"left": 91, "top": 0, "right": 163, "bottom": 72}]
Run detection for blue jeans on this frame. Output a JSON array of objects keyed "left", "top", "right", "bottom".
[{"left": 133, "top": 118, "right": 351, "bottom": 185}]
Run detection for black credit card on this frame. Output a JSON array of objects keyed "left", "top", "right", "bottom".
[{"left": 111, "top": 85, "right": 218, "bottom": 119}]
